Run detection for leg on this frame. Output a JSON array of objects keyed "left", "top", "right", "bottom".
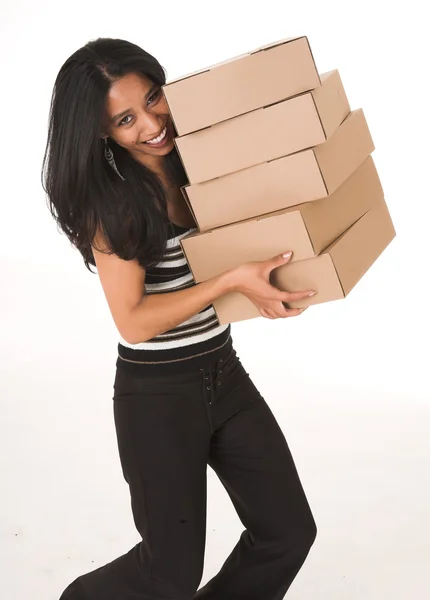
[
  {"left": 60, "top": 367, "right": 211, "bottom": 600},
  {"left": 195, "top": 356, "right": 317, "bottom": 600}
]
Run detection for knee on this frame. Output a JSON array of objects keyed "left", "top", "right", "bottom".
[
  {"left": 292, "top": 513, "right": 317, "bottom": 557},
  {"left": 276, "top": 512, "right": 317, "bottom": 560},
  {"left": 304, "top": 515, "right": 317, "bottom": 549},
  {"left": 59, "top": 579, "right": 85, "bottom": 600}
]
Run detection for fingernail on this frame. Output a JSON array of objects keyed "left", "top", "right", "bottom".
[
  {"left": 308, "top": 291, "right": 316, "bottom": 296},
  {"left": 282, "top": 251, "right": 292, "bottom": 258}
]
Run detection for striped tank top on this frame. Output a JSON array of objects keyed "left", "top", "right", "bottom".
[{"left": 117, "top": 221, "right": 231, "bottom": 366}]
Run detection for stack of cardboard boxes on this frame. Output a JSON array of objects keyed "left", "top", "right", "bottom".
[{"left": 162, "top": 36, "right": 396, "bottom": 324}]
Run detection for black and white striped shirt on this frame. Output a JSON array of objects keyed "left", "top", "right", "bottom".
[{"left": 117, "top": 222, "right": 231, "bottom": 365}]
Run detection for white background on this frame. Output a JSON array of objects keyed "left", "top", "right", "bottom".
[{"left": 1, "top": 1, "right": 429, "bottom": 598}]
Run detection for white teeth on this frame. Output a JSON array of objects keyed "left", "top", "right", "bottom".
[{"left": 146, "top": 127, "right": 167, "bottom": 145}]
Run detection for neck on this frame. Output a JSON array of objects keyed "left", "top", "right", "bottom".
[{"left": 132, "top": 150, "right": 167, "bottom": 180}]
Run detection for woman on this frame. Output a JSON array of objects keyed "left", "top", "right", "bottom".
[{"left": 42, "top": 37, "right": 317, "bottom": 600}]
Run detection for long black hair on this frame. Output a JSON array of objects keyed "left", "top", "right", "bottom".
[{"left": 41, "top": 37, "right": 187, "bottom": 273}]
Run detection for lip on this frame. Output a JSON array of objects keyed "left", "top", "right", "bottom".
[{"left": 143, "top": 126, "right": 169, "bottom": 148}]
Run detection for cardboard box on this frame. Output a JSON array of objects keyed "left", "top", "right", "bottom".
[
  {"left": 162, "top": 36, "right": 321, "bottom": 136},
  {"left": 181, "top": 156, "right": 382, "bottom": 282},
  {"left": 182, "top": 109, "right": 374, "bottom": 231},
  {"left": 212, "top": 199, "right": 396, "bottom": 324},
  {"left": 175, "top": 69, "right": 350, "bottom": 184}
]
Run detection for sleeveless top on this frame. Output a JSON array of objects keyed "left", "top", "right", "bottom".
[{"left": 116, "top": 222, "right": 231, "bottom": 368}]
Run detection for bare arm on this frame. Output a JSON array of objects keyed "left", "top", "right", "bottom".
[
  {"left": 126, "top": 271, "right": 235, "bottom": 344},
  {"left": 92, "top": 228, "right": 313, "bottom": 345},
  {"left": 91, "top": 229, "right": 237, "bottom": 345},
  {"left": 127, "top": 251, "right": 315, "bottom": 343}
]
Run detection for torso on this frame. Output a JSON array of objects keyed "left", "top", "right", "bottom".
[
  {"left": 116, "top": 168, "right": 231, "bottom": 366},
  {"left": 117, "top": 201, "right": 231, "bottom": 363}
]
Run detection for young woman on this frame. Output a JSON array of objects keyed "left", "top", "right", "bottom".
[{"left": 42, "top": 37, "right": 317, "bottom": 600}]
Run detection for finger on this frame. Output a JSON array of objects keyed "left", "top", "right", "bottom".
[
  {"left": 283, "top": 306, "right": 307, "bottom": 318},
  {"left": 272, "top": 305, "right": 292, "bottom": 319},
  {"left": 282, "top": 301, "right": 309, "bottom": 310},
  {"left": 283, "top": 289, "right": 316, "bottom": 303},
  {"left": 260, "top": 308, "right": 275, "bottom": 319},
  {"left": 264, "top": 251, "right": 293, "bottom": 275}
]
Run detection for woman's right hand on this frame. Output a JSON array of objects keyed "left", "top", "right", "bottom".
[{"left": 228, "top": 251, "right": 316, "bottom": 319}]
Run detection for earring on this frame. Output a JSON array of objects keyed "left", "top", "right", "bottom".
[{"left": 103, "top": 138, "right": 126, "bottom": 181}]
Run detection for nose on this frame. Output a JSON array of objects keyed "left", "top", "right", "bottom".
[{"left": 137, "top": 110, "right": 163, "bottom": 140}]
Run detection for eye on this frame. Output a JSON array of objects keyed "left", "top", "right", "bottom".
[
  {"left": 148, "top": 88, "right": 161, "bottom": 105},
  {"left": 119, "top": 115, "right": 133, "bottom": 126}
]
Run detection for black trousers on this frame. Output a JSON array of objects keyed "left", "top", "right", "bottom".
[{"left": 60, "top": 340, "right": 317, "bottom": 599}]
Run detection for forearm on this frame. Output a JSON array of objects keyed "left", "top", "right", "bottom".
[{"left": 125, "top": 270, "right": 237, "bottom": 344}]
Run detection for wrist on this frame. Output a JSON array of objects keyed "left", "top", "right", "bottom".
[{"left": 216, "top": 267, "right": 242, "bottom": 295}]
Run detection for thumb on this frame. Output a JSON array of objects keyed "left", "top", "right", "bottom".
[{"left": 266, "top": 251, "right": 293, "bottom": 273}]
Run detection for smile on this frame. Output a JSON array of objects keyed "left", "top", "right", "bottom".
[{"left": 144, "top": 126, "right": 168, "bottom": 146}]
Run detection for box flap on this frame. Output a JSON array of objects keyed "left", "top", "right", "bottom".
[
  {"left": 298, "top": 155, "right": 383, "bottom": 254},
  {"left": 314, "top": 108, "right": 375, "bottom": 194},
  {"left": 311, "top": 70, "right": 350, "bottom": 139},
  {"left": 328, "top": 199, "right": 396, "bottom": 295},
  {"left": 250, "top": 35, "right": 305, "bottom": 53},
  {"left": 164, "top": 36, "right": 306, "bottom": 86}
]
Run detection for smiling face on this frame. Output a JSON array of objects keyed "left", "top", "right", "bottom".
[{"left": 103, "top": 72, "right": 175, "bottom": 173}]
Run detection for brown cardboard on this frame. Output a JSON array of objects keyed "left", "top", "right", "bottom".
[
  {"left": 175, "top": 70, "right": 350, "bottom": 184},
  {"left": 181, "top": 156, "right": 382, "bottom": 282},
  {"left": 211, "top": 199, "right": 396, "bottom": 324},
  {"left": 182, "top": 109, "right": 374, "bottom": 231},
  {"left": 163, "top": 36, "right": 321, "bottom": 136}
]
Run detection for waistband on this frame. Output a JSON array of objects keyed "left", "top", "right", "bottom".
[{"left": 116, "top": 332, "right": 233, "bottom": 376}]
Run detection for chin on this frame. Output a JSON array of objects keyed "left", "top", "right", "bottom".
[{"left": 154, "top": 139, "right": 175, "bottom": 156}]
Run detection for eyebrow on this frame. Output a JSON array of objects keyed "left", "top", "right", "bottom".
[{"left": 110, "top": 84, "right": 159, "bottom": 123}]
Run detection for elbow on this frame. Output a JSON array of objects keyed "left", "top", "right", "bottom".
[
  {"left": 119, "top": 307, "right": 150, "bottom": 345},
  {"left": 120, "top": 319, "right": 148, "bottom": 345},
  {"left": 121, "top": 329, "right": 149, "bottom": 345},
  {"left": 120, "top": 303, "right": 158, "bottom": 344}
]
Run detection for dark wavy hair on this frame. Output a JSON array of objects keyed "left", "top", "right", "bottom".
[{"left": 41, "top": 37, "right": 187, "bottom": 273}]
